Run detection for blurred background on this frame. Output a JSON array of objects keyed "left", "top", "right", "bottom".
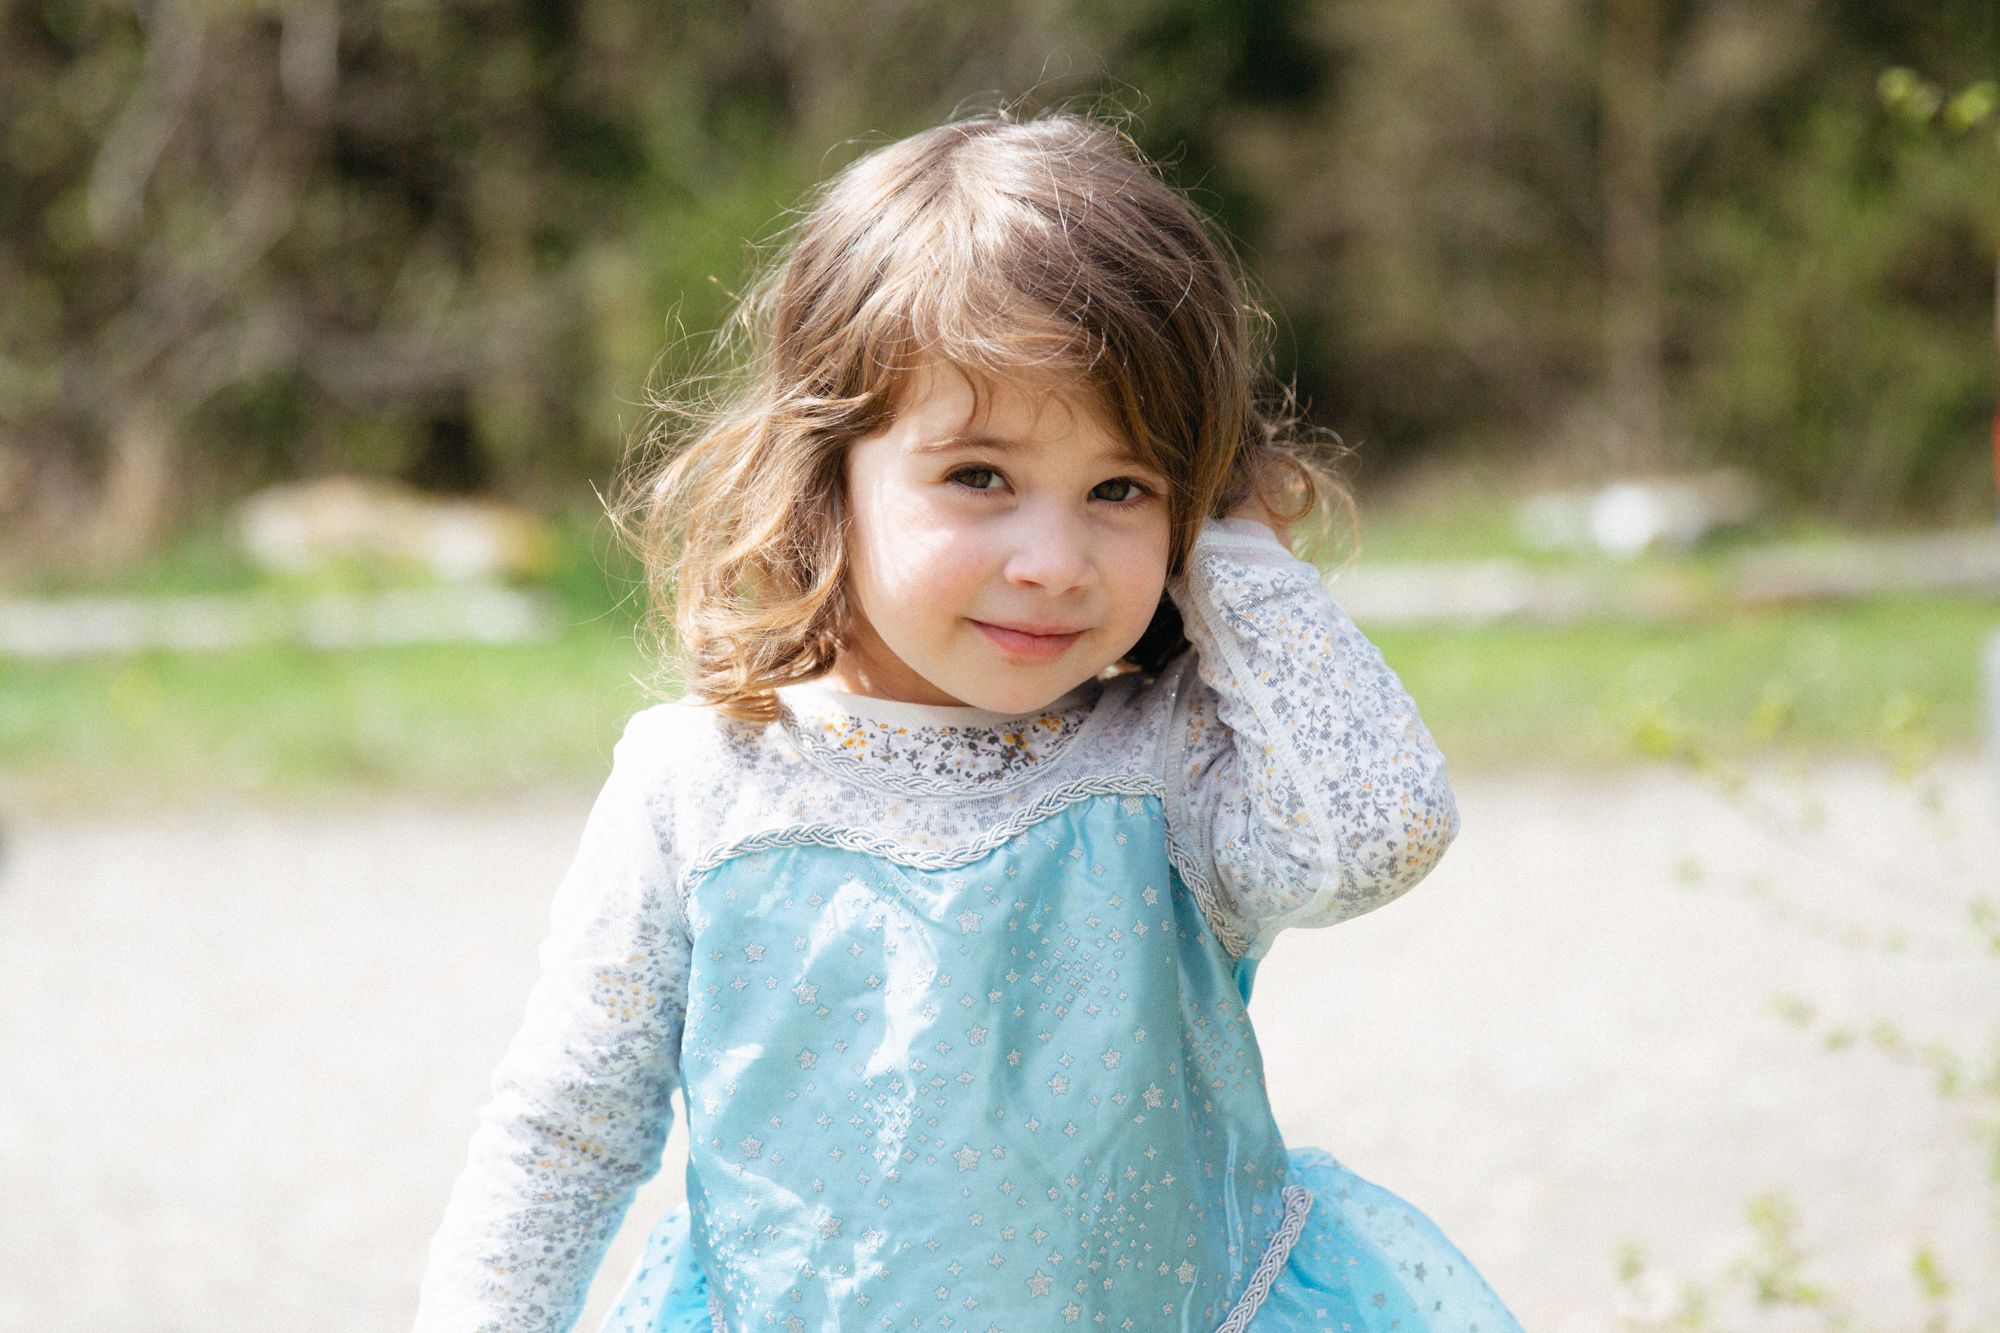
[{"left": 2, "top": 2, "right": 1996, "bottom": 1331}]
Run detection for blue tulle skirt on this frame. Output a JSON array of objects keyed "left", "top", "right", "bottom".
[{"left": 597, "top": 1147, "right": 1522, "bottom": 1332}]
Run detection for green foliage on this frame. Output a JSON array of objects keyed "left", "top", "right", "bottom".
[{"left": 1684, "top": 99, "right": 1995, "bottom": 520}]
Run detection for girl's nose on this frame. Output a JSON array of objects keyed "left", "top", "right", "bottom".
[{"left": 1001, "top": 511, "right": 1098, "bottom": 594}]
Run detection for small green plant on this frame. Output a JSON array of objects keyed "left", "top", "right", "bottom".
[{"left": 1613, "top": 682, "right": 1997, "bottom": 1331}]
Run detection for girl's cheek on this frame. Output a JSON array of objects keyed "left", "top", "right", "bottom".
[{"left": 867, "top": 497, "right": 986, "bottom": 585}]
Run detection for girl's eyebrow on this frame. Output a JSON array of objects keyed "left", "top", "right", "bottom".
[
  {"left": 911, "top": 432, "right": 1028, "bottom": 455},
  {"left": 914, "top": 432, "right": 1148, "bottom": 467}
]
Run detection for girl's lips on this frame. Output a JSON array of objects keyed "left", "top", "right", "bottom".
[{"left": 972, "top": 620, "right": 1085, "bottom": 663}]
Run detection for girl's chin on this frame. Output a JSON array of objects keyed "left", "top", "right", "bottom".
[{"left": 946, "top": 667, "right": 1105, "bottom": 715}]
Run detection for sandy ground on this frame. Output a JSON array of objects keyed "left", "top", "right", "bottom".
[{"left": 3, "top": 757, "right": 1995, "bottom": 1332}]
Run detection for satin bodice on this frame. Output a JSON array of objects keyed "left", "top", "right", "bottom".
[{"left": 679, "top": 795, "right": 1299, "bottom": 1329}]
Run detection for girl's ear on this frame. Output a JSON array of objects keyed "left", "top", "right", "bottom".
[{"left": 1119, "top": 592, "right": 1186, "bottom": 676}]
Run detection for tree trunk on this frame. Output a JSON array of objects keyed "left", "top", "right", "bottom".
[
  {"left": 1601, "top": 0, "right": 1670, "bottom": 474},
  {"left": 87, "top": 396, "right": 181, "bottom": 572}
]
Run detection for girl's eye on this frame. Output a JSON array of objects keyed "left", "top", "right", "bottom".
[
  {"left": 1092, "top": 477, "right": 1152, "bottom": 504},
  {"left": 948, "top": 466, "right": 1006, "bottom": 492},
  {"left": 947, "top": 467, "right": 1154, "bottom": 504}
]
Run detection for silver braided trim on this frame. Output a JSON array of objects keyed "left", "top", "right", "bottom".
[
  {"left": 773, "top": 693, "right": 1111, "bottom": 798},
  {"left": 1162, "top": 828, "right": 1251, "bottom": 958},
  {"left": 675, "top": 778, "right": 1248, "bottom": 955},
  {"left": 1213, "top": 1185, "right": 1314, "bottom": 1333}
]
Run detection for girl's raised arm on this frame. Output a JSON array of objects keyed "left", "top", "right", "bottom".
[
  {"left": 415, "top": 710, "right": 690, "bottom": 1332},
  {"left": 1162, "top": 516, "right": 1460, "bottom": 961}
]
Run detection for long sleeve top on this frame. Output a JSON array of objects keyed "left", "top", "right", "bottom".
[{"left": 414, "top": 516, "right": 1459, "bottom": 1332}]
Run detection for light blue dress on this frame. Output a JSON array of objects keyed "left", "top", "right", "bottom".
[{"left": 416, "top": 519, "right": 1523, "bottom": 1332}]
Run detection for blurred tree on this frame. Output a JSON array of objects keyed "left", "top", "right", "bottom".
[
  {"left": 1, "top": 0, "right": 1992, "bottom": 577},
  {"left": 0, "top": 0, "right": 653, "bottom": 566},
  {"left": 1217, "top": 0, "right": 1994, "bottom": 515}
]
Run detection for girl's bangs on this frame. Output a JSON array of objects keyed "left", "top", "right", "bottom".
[{"left": 857, "top": 266, "right": 1138, "bottom": 450}]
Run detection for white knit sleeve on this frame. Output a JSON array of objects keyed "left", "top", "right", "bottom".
[
  {"left": 1162, "top": 517, "right": 1460, "bottom": 961},
  {"left": 414, "top": 708, "right": 690, "bottom": 1332}
]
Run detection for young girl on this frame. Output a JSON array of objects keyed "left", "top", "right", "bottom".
[{"left": 416, "top": 109, "right": 1523, "bottom": 1333}]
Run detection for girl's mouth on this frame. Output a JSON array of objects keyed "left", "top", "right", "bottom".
[{"left": 971, "top": 620, "right": 1085, "bottom": 663}]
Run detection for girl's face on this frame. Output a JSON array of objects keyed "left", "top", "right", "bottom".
[{"left": 833, "top": 362, "right": 1173, "bottom": 712}]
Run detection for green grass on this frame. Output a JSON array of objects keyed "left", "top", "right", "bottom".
[
  {"left": 1377, "top": 594, "right": 1992, "bottom": 773},
  {"left": 2, "top": 506, "right": 1993, "bottom": 812},
  {"left": 0, "top": 627, "right": 666, "bottom": 812}
]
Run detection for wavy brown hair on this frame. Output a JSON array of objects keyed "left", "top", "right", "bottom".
[{"left": 610, "top": 104, "right": 1353, "bottom": 723}]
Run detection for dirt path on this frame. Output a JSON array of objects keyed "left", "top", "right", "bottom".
[{"left": 3, "top": 758, "right": 1994, "bottom": 1332}]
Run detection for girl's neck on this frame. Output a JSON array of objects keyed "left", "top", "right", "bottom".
[{"left": 776, "top": 675, "right": 1099, "bottom": 730}]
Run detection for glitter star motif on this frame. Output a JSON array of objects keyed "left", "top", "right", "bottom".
[
  {"left": 819, "top": 1214, "right": 842, "bottom": 1238},
  {"left": 1048, "top": 1075, "right": 1069, "bottom": 1096},
  {"left": 797, "top": 1047, "right": 817, "bottom": 1069},
  {"left": 953, "top": 1145, "right": 981, "bottom": 1172},
  {"left": 956, "top": 910, "right": 983, "bottom": 934},
  {"left": 1062, "top": 1302, "right": 1081, "bottom": 1322},
  {"left": 792, "top": 980, "right": 818, "bottom": 1005},
  {"left": 1142, "top": 1084, "right": 1164, "bottom": 1109},
  {"left": 1026, "top": 1272, "right": 1053, "bottom": 1297},
  {"left": 743, "top": 943, "right": 765, "bottom": 962},
  {"left": 740, "top": 1134, "right": 763, "bottom": 1158},
  {"left": 1100, "top": 1049, "right": 1121, "bottom": 1069},
  {"left": 1176, "top": 1260, "right": 1197, "bottom": 1285}
]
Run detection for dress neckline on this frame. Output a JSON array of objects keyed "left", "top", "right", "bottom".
[{"left": 772, "top": 675, "right": 1108, "bottom": 796}]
